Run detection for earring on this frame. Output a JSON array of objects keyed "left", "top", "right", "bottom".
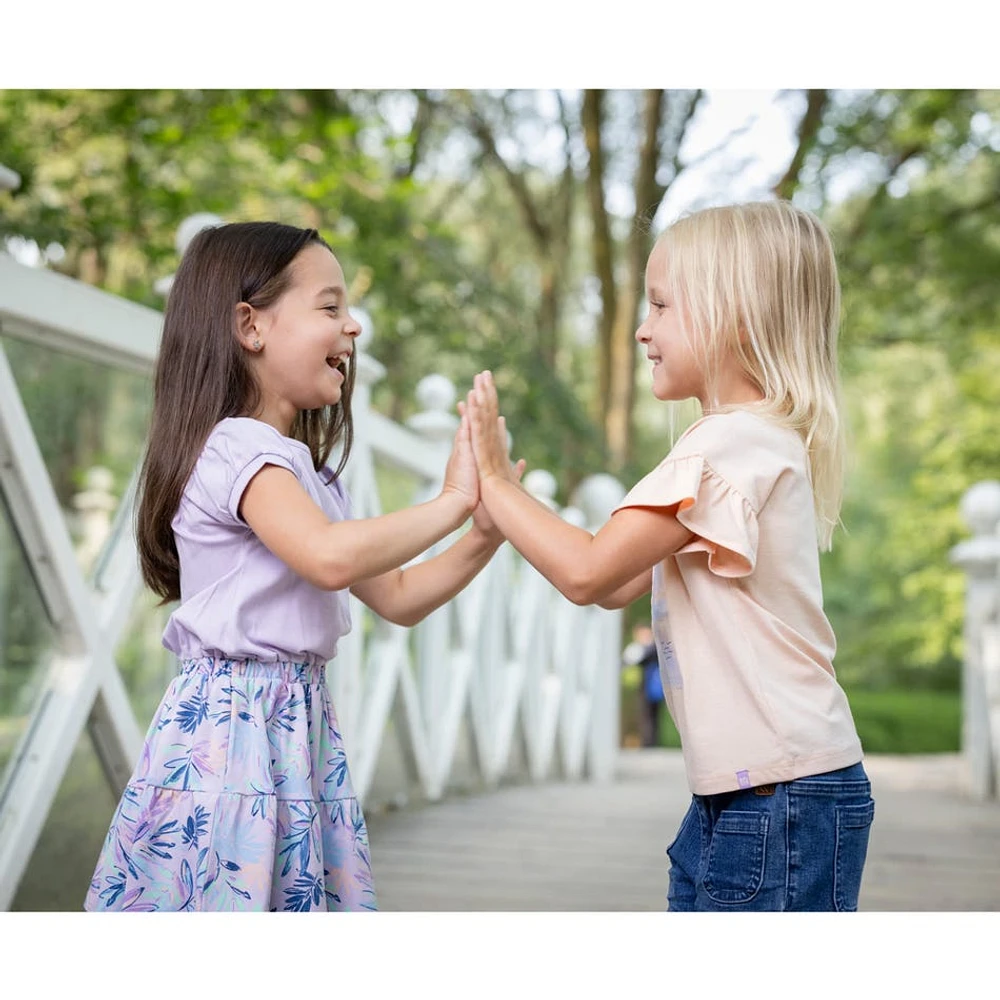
[{"left": 253, "top": 339, "right": 262, "bottom": 351}]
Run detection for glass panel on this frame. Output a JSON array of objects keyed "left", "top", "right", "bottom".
[
  {"left": 0, "top": 335, "right": 152, "bottom": 577},
  {"left": 0, "top": 487, "right": 57, "bottom": 783},
  {"left": 10, "top": 726, "right": 118, "bottom": 911}
]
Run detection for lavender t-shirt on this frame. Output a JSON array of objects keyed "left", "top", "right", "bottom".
[{"left": 161, "top": 417, "right": 353, "bottom": 666}]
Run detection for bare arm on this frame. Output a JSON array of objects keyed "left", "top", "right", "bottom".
[
  {"left": 476, "top": 479, "right": 689, "bottom": 605},
  {"left": 598, "top": 569, "right": 653, "bottom": 610},
  {"left": 240, "top": 412, "right": 480, "bottom": 592},
  {"left": 350, "top": 526, "right": 501, "bottom": 626},
  {"left": 467, "top": 371, "right": 693, "bottom": 605},
  {"left": 240, "top": 466, "right": 473, "bottom": 591},
  {"left": 353, "top": 412, "right": 526, "bottom": 626}
]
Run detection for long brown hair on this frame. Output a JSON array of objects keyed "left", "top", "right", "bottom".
[{"left": 137, "top": 221, "right": 356, "bottom": 602}]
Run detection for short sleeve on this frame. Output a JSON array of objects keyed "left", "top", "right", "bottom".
[
  {"left": 613, "top": 453, "right": 758, "bottom": 578},
  {"left": 187, "top": 418, "right": 299, "bottom": 524}
]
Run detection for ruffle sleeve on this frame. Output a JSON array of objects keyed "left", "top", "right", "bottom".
[
  {"left": 614, "top": 453, "right": 758, "bottom": 578},
  {"left": 186, "top": 418, "right": 300, "bottom": 525}
]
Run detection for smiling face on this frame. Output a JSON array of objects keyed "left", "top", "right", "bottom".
[
  {"left": 248, "top": 243, "right": 360, "bottom": 432},
  {"left": 635, "top": 240, "right": 705, "bottom": 405}
]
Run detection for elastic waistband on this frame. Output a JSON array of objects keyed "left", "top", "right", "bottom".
[{"left": 180, "top": 656, "right": 326, "bottom": 684}]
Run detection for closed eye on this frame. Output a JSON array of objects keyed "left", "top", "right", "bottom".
[{"left": 323, "top": 305, "right": 340, "bottom": 315}]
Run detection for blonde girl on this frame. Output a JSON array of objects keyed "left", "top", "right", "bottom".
[{"left": 464, "top": 201, "right": 874, "bottom": 912}]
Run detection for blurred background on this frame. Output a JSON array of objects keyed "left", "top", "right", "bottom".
[{"left": 2, "top": 87, "right": 998, "bottom": 907}]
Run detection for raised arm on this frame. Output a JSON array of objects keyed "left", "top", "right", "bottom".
[
  {"left": 240, "top": 414, "right": 478, "bottom": 592},
  {"left": 466, "top": 371, "right": 692, "bottom": 606},
  {"left": 351, "top": 411, "right": 526, "bottom": 626}
]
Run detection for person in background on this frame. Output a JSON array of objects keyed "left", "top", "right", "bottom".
[{"left": 622, "top": 624, "right": 663, "bottom": 748}]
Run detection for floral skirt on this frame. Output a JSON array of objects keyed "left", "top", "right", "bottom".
[{"left": 84, "top": 656, "right": 377, "bottom": 912}]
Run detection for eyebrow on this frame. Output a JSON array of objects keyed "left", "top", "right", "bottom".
[{"left": 315, "top": 285, "right": 345, "bottom": 299}]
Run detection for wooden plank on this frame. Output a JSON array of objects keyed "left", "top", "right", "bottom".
[{"left": 366, "top": 749, "right": 1000, "bottom": 911}]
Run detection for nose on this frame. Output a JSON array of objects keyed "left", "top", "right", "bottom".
[
  {"left": 635, "top": 321, "right": 649, "bottom": 345},
  {"left": 345, "top": 310, "right": 362, "bottom": 338}
]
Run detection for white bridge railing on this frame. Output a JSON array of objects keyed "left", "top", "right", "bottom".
[
  {"left": 0, "top": 224, "right": 625, "bottom": 909},
  {"left": 952, "top": 481, "right": 1000, "bottom": 800}
]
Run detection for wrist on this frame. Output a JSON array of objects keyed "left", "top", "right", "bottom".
[
  {"left": 468, "top": 522, "right": 504, "bottom": 551},
  {"left": 439, "top": 485, "right": 475, "bottom": 524}
]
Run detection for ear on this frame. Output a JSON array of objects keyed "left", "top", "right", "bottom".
[{"left": 234, "top": 302, "right": 263, "bottom": 354}]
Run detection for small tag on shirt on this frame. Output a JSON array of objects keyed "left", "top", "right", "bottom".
[{"left": 736, "top": 769, "right": 752, "bottom": 789}]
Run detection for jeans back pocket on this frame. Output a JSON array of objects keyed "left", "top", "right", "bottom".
[
  {"left": 703, "top": 811, "right": 769, "bottom": 905},
  {"left": 834, "top": 799, "right": 875, "bottom": 911}
]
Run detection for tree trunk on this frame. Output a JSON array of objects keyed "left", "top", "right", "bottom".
[
  {"left": 604, "top": 90, "right": 667, "bottom": 473},
  {"left": 581, "top": 90, "right": 616, "bottom": 410}
]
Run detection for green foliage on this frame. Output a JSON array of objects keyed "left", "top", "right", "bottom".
[
  {"left": 845, "top": 688, "right": 961, "bottom": 754},
  {"left": 803, "top": 89, "right": 1000, "bottom": 692}
]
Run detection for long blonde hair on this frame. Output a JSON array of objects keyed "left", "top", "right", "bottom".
[{"left": 657, "top": 200, "right": 845, "bottom": 549}]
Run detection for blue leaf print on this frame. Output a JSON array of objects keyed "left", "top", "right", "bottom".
[
  {"left": 181, "top": 805, "right": 210, "bottom": 849},
  {"left": 228, "top": 882, "right": 252, "bottom": 901},
  {"left": 211, "top": 686, "right": 233, "bottom": 727},
  {"left": 283, "top": 873, "right": 324, "bottom": 912},
  {"left": 175, "top": 692, "right": 209, "bottom": 734},
  {"left": 163, "top": 747, "right": 204, "bottom": 790},
  {"left": 324, "top": 750, "right": 349, "bottom": 790},
  {"left": 268, "top": 692, "right": 301, "bottom": 734},
  {"left": 221, "top": 859, "right": 241, "bottom": 871},
  {"left": 142, "top": 819, "right": 179, "bottom": 860},
  {"left": 156, "top": 701, "right": 174, "bottom": 730},
  {"left": 179, "top": 859, "right": 196, "bottom": 911},
  {"left": 98, "top": 870, "right": 127, "bottom": 907},
  {"left": 277, "top": 802, "right": 317, "bottom": 877}
]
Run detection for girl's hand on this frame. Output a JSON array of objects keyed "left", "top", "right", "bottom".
[
  {"left": 465, "top": 371, "right": 518, "bottom": 483},
  {"left": 466, "top": 448, "right": 527, "bottom": 542},
  {"left": 441, "top": 412, "right": 479, "bottom": 514}
]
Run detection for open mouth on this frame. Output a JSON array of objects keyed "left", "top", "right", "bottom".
[{"left": 326, "top": 351, "right": 351, "bottom": 374}]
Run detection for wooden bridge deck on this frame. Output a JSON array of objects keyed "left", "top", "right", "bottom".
[{"left": 366, "top": 749, "right": 1000, "bottom": 911}]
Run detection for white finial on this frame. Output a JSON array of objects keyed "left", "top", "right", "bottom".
[
  {"left": 960, "top": 481, "right": 1000, "bottom": 537},
  {"left": 176, "top": 212, "right": 224, "bottom": 255},
  {"left": 0, "top": 164, "right": 21, "bottom": 192},
  {"left": 407, "top": 374, "right": 458, "bottom": 442},
  {"left": 572, "top": 473, "right": 627, "bottom": 526},
  {"left": 155, "top": 212, "right": 226, "bottom": 297},
  {"left": 416, "top": 374, "right": 456, "bottom": 413},
  {"left": 525, "top": 469, "right": 558, "bottom": 509}
]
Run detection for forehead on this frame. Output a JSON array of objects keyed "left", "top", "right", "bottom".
[
  {"left": 289, "top": 243, "right": 345, "bottom": 292},
  {"left": 645, "top": 240, "right": 669, "bottom": 288}
]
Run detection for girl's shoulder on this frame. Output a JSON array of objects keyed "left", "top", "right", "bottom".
[
  {"left": 181, "top": 418, "right": 307, "bottom": 523},
  {"left": 671, "top": 409, "right": 803, "bottom": 462},
  {"left": 207, "top": 417, "right": 309, "bottom": 459}
]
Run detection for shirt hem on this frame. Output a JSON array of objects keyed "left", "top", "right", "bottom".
[{"left": 686, "top": 743, "right": 864, "bottom": 796}]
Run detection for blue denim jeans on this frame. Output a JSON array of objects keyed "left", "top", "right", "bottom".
[{"left": 666, "top": 762, "right": 875, "bottom": 911}]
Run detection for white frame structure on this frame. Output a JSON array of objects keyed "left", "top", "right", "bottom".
[{"left": 0, "top": 250, "right": 625, "bottom": 909}]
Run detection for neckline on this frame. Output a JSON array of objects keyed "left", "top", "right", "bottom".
[{"left": 225, "top": 416, "right": 313, "bottom": 454}]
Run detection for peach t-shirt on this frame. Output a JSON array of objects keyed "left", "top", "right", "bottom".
[{"left": 614, "top": 409, "right": 862, "bottom": 795}]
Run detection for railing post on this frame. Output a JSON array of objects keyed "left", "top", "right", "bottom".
[
  {"left": 406, "top": 375, "right": 460, "bottom": 746},
  {"left": 950, "top": 480, "right": 1000, "bottom": 800},
  {"left": 572, "top": 473, "right": 627, "bottom": 781}
]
